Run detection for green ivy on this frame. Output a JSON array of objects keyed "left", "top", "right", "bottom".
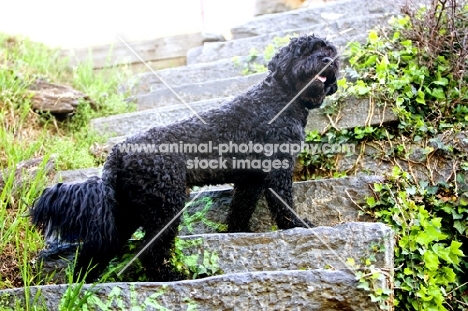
[{"left": 366, "top": 166, "right": 467, "bottom": 310}]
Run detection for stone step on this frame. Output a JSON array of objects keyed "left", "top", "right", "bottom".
[
  {"left": 41, "top": 223, "right": 393, "bottom": 278},
  {"left": 181, "top": 175, "right": 382, "bottom": 235},
  {"left": 121, "top": 56, "right": 258, "bottom": 97},
  {"left": 62, "top": 32, "right": 225, "bottom": 70},
  {"left": 91, "top": 97, "right": 232, "bottom": 137},
  {"left": 127, "top": 73, "right": 264, "bottom": 110},
  {"left": 179, "top": 223, "right": 392, "bottom": 274},
  {"left": 0, "top": 268, "right": 387, "bottom": 310},
  {"left": 91, "top": 95, "right": 397, "bottom": 139},
  {"left": 231, "top": 0, "right": 400, "bottom": 39},
  {"left": 187, "top": 15, "right": 389, "bottom": 65},
  {"left": 336, "top": 131, "right": 468, "bottom": 185}
]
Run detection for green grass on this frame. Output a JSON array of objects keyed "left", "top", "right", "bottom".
[{"left": 0, "top": 32, "right": 134, "bottom": 298}]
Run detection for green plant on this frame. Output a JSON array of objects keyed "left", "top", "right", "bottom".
[
  {"left": 170, "top": 238, "right": 222, "bottom": 279},
  {"left": 365, "top": 166, "right": 467, "bottom": 309},
  {"left": 0, "top": 32, "right": 133, "bottom": 299},
  {"left": 59, "top": 251, "right": 98, "bottom": 311},
  {"left": 179, "top": 197, "right": 227, "bottom": 233},
  {"left": 233, "top": 35, "right": 294, "bottom": 76},
  {"left": 347, "top": 249, "right": 393, "bottom": 311}
]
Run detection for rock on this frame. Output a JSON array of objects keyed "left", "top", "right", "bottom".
[
  {"left": 0, "top": 269, "right": 385, "bottom": 310},
  {"left": 120, "top": 56, "right": 260, "bottom": 96},
  {"left": 306, "top": 96, "right": 397, "bottom": 132},
  {"left": 128, "top": 73, "right": 265, "bottom": 110},
  {"left": 63, "top": 32, "right": 225, "bottom": 69},
  {"left": 337, "top": 131, "right": 468, "bottom": 185},
  {"left": 188, "top": 15, "right": 390, "bottom": 64},
  {"left": 181, "top": 223, "right": 393, "bottom": 274},
  {"left": 0, "top": 156, "right": 55, "bottom": 192},
  {"left": 181, "top": 176, "right": 381, "bottom": 235},
  {"left": 29, "top": 80, "right": 94, "bottom": 115},
  {"left": 91, "top": 97, "right": 232, "bottom": 137},
  {"left": 53, "top": 167, "right": 102, "bottom": 184},
  {"left": 233, "top": 0, "right": 400, "bottom": 38},
  {"left": 254, "top": 0, "right": 306, "bottom": 16}
]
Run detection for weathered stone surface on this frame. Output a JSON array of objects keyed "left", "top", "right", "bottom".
[
  {"left": 91, "top": 97, "right": 232, "bottom": 137},
  {"left": 254, "top": 0, "right": 306, "bottom": 16},
  {"left": 306, "top": 96, "right": 397, "bottom": 132},
  {"left": 233, "top": 0, "right": 400, "bottom": 39},
  {"left": 33, "top": 222, "right": 392, "bottom": 287},
  {"left": 128, "top": 73, "right": 264, "bottom": 110},
  {"left": 0, "top": 269, "right": 383, "bottom": 310},
  {"left": 181, "top": 176, "right": 381, "bottom": 235},
  {"left": 0, "top": 156, "right": 55, "bottom": 192},
  {"left": 188, "top": 15, "right": 390, "bottom": 64},
  {"left": 53, "top": 167, "right": 102, "bottom": 183},
  {"left": 29, "top": 80, "right": 94, "bottom": 115},
  {"left": 181, "top": 223, "right": 393, "bottom": 273},
  {"left": 121, "top": 56, "right": 258, "bottom": 96},
  {"left": 337, "top": 131, "right": 468, "bottom": 185},
  {"left": 63, "top": 32, "right": 225, "bottom": 69}
]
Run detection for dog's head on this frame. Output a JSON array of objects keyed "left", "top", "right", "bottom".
[{"left": 268, "top": 35, "right": 339, "bottom": 109}]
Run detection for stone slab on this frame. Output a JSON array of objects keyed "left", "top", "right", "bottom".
[
  {"left": 231, "top": 0, "right": 400, "bottom": 39},
  {"left": 187, "top": 15, "right": 390, "bottom": 65},
  {"left": 181, "top": 223, "right": 393, "bottom": 274},
  {"left": 121, "top": 56, "right": 258, "bottom": 96},
  {"left": 53, "top": 167, "right": 102, "bottom": 184},
  {"left": 306, "top": 96, "right": 397, "bottom": 132},
  {"left": 62, "top": 32, "right": 225, "bottom": 69},
  {"left": 181, "top": 176, "right": 382, "bottom": 235},
  {"left": 128, "top": 73, "right": 264, "bottom": 110},
  {"left": 91, "top": 97, "right": 232, "bottom": 137},
  {"left": 0, "top": 269, "right": 384, "bottom": 310},
  {"left": 337, "top": 131, "right": 468, "bottom": 185}
]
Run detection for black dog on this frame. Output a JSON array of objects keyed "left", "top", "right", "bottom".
[{"left": 31, "top": 34, "right": 339, "bottom": 282}]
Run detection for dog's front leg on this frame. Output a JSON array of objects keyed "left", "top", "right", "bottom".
[
  {"left": 227, "top": 177, "right": 265, "bottom": 232},
  {"left": 264, "top": 168, "right": 310, "bottom": 229}
]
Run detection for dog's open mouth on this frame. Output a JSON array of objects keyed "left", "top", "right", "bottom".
[{"left": 316, "top": 75, "right": 327, "bottom": 83}]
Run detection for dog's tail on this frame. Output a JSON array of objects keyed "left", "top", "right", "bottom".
[{"left": 31, "top": 176, "right": 119, "bottom": 253}]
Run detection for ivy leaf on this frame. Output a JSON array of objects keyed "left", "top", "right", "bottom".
[
  {"left": 368, "top": 30, "right": 379, "bottom": 43},
  {"left": 424, "top": 250, "right": 439, "bottom": 271},
  {"left": 415, "top": 226, "right": 447, "bottom": 247},
  {"left": 453, "top": 221, "right": 466, "bottom": 235}
]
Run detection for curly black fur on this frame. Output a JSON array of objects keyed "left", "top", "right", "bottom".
[{"left": 31, "top": 34, "right": 339, "bottom": 282}]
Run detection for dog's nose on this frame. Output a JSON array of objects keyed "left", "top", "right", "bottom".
[{"left": 322, "top": 57, "right": 334, "bottom": 64}]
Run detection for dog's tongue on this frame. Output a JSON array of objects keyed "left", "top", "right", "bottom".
[{"left": 317, "top": 75, "right": 327, "bottom": 83}]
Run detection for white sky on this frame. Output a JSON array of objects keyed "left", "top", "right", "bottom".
[{"left": 0, "top": 0, "right": 256, "bottom": 48}]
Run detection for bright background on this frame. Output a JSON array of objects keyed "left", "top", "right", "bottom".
[{"left": 0, "top": 0, "right": 257, "bottom": 48}]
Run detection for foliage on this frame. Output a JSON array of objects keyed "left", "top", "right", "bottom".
[
  {"left": 0, "top": 32, "right": 133, "bottom": 299},
  {"left": 232, "top": 35, "right": 293, "bottom": 76},
  {"left": 170, "top": 237, "right": 223, "bottom": 279},
  {"left": 179, "top": 196, "right": 228, "bottom": 233},
  {"left": 304, "top": 0, "right": 468, "bottom": 309},
  {"left": 366, "top": 167, "right": 468, "bottom": 310}
]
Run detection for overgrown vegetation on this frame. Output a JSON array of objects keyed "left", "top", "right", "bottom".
[
  {"left": 2, "top": 0, "right": 468, "bottom": 309},
  {"left": 0, "top": 33, "right": 134, "bottom": 295},
  {"left": 295, "top": 0, "right": 468, "bottom": 309}
]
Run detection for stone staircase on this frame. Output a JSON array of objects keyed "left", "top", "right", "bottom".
[{"left": 1, "top": 0, "right": 404, "bottom": 309}]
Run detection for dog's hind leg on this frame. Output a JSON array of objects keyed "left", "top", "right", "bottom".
[
  {"left": 227, "top": 176, "right": 265, "bottom": 232},
  {"left": 138, "top": 187, "right": 187, "bottom": 282},
  {"left": 141, "top": 197, "right": 185, "bottom": 281},
  {"left": 264, "top": 168, "right": 309, "bottom": 229}
]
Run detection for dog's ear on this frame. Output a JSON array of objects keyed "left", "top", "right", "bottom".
[{"left": 268, "top": 37, "right": 298, "bottom": 88}]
